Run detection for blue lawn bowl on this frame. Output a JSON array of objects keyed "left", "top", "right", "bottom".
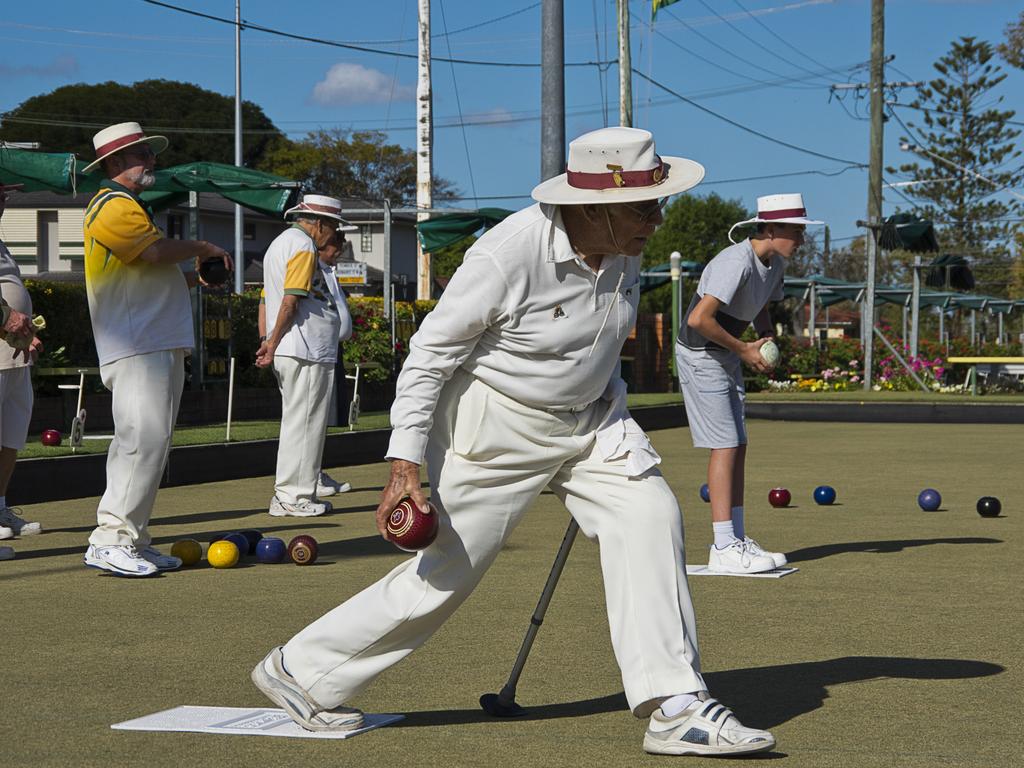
[
  {"left": 699, "top": 483, "right": 711, "bottom": 503},
  {"left": 239, "top": 529, "right": 264, "bottom": 556},
  {"left": 223, "top": 532, "right": 250, "bottom": 557},
  {"left": 256, "top": 537, "right": 287, "bottom": 564},
  {"left": 814, "top": 485, "right": 837, "bottom": 506},
  {"left": 918, "top": 488, "right": 942, "bottom": 512}
]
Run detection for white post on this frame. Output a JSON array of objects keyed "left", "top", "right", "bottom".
[
  {"left": 416, "top": 0, "right": 433, "bottom": 300},
  {"left": 998, "top": 312, "right": 1004, "bottom": 345},
  {"left": 226, "top": 357, "right": 236, "bottom": 442},
  {"left": 910, "top": 255, "right": 920, "bottom": 358},
  {"left": 971, "top": 310, "right": 977, "bottom": 348},
  {"left": 233, "top": 0, "right": 245, "bottom": 295},
  {"left": 617, "top": 0, "right": 632, "bottom": 127},
  {"left": 809, "top": 282, "right": 817, "bottom": 347}
]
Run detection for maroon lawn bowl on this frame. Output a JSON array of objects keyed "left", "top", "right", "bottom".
[
  {"left": 40, "top": 429, "right": 62, "bottom": 447},
  {"left": 287, "top": 535, "right": 319, "bottom": 565},
  {"left": 768, "top": 487, "right": 792, "bottom": 508},
  {"left": 387, "top": 498, "right": 439, "bottom": 552}
]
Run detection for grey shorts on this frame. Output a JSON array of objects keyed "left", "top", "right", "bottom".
[{"left": 675, "top": 342, "right": 746, "bottom": 449}]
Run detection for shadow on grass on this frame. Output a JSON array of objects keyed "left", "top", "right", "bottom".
[
  {"left": 393, "top": 656, "right": 1002, "bottom": 732},
  {"left": 786, "top": 537, "right": 1002, "bottom": 563}
]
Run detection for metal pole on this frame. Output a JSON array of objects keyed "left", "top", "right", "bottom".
[
  {"left": 233, "top": 0, "right": 245, "bottom": 295},
  {"left": 384, "top": 199, "right": 392, "bottom": 319},
  {"left": 190, "top": 191, "right": 204, "bottom": 390},
  {"left": 902, "top": 302, "right": 908, "bottom": 349},
  {"left": 670, "top": 251, "right": 680, "bottom": 377},
  {"left": 910, "top": 256, "right": 920, "bottom": 358},
  {"left": 862, "top": 0, "right": 884, "bottom": 390},
  {"left": 541, "top": 0, "right": 565, "bottom": 182},
  {"left": 874, "top": 327, "right": 931, "bottom": 392},
  {"left": 938, "top": 306, "right": 944, "bottom": 346},
  {"left": 617, "top": 0, "right": 632, "bottom": 127},
  {"left": 998, "top": 312, "right": 1004, "bottom": 345},
  {"left": 416, "top": 0, "right": 433, "bottom": 300},
  {"left": 226, "top": 357, "right": 236, "bottom": 441},
  {"left": 971, "top": 309, "right": 976, "bottom": 348}
]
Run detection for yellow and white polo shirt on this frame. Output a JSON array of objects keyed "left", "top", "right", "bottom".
[
  {"left": 262, "top": 225, "right": 341, "bottom": 363},
  {"left": 83, "top": 180, "right": 194, "bottom": 366}
]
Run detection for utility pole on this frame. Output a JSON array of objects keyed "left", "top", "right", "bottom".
[
  {"left": 416, "top": 0, "right": 433, "bottom": 300},
  {"left": 617, "top": 0, "right": 632, "bottom": 127},
  {"left": 862, "top": 0, "right": 884, "bottom": 390},
  {"left": 233, "top": 0, "right": 244, "bottom": 294},
  {"left": 540, "top": 0, "right": 565, "bottom": 181}
]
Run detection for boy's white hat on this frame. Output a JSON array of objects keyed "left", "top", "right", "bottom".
[
  {"left": 728, "top": 193, "right": 823, "bottom": 243},
  {"left": 285, "top": 194, "right": 354, "bottom": 229}
]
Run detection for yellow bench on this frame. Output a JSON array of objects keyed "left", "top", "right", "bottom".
[{"left": 947, "top": 357, "right": 1024, "bottom": 396}]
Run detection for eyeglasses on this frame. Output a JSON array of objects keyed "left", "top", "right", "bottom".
[
  {"left": 621, "top": 197, "right": 668, "bottom": 222},
  {"left": 124, "top": 144, "right": 156, "bottom": 160}
]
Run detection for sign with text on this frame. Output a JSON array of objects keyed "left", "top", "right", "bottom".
[{"left": 336, "top": 261, "right": 368, "bottom": 286}]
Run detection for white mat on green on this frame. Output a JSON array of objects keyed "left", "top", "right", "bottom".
[
  {"left": 112, "top": 706, "right": 403, "bottom": 739},
  {"left": 686, "top": 565, "right": 798, "bottom": 578}
]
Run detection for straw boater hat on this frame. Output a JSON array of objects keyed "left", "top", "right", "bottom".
[
  {"left": 82, "top": 122, "right": 168, "bottom": 175},
  {"left": 531, "top": 126, "right": 705, "bottom": 205},
  {"left": 285, "top": 194, "right": 355, "bottom": 230},
  {"left": 728, "top": 193, "right": 823, "bottom": 243}
]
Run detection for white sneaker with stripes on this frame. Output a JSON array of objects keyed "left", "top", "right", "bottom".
[{"left": 644, "top": 696, "right": 775, "bottom": 756}]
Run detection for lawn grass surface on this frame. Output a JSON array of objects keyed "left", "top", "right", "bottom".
[{"left": 2, "top": 422, "right": 1018, "bottom": 767}]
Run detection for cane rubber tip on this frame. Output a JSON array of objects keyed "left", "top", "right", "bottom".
[{"left": 479, "top": 693, "right": 527, "bottom": 718}]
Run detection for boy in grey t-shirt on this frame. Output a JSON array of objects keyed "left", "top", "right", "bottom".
[{"left": 676, "top": 194, "right": 822, "bottom": 574}]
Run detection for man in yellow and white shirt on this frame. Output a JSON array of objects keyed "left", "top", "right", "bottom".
[
  {"left": 257, "top": 194, "right": 354, "bottom": 517},
  {"left": 80, "top": 122, "right": 231, "bottom": 577}
]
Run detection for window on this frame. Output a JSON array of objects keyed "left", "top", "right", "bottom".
[
  {"left": 166, "top": 213, "right": 186, "bottom": 240},
  {"left": 360, "top": 225, "right": 373, "bottom": 253}
]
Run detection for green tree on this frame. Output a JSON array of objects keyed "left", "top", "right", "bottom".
[
  {"left": 259, "top": 129, "right": 458, "bottom": 203},
  {"left": 642, "top": 192, "right": 749, "bottom": 269},
  {"left": 431, "top": 235, "right": 477, "bottom": 280},
  {"left": 887, "top": 37, "right": 1022, "bottom": 296},
  {"left": 0, "top": 80, "right": 282, "bottom": 168},
  {"left": 998, "top": 10, "right": 1024, "bottom": 69}
]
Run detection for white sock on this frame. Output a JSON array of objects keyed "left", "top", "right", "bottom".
[
  {"left": 731, "top": 506, "right": 745, "bottom": 540},
  {"left": 660, "top": 693, "right": 700, "bottom": 717},
  {"left": 712, "top": 520, "right": 737, "bottom": 549}
]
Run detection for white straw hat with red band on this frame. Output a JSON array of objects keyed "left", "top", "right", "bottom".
[
  {"left": 531, "top": 126, "right": 705, "bottom": 205},
  {"left": 82, "top": 122, "right": 168, "bottom": 175},
  {"left": 728, "top": 193, "right": 824, "bottom": 243},
  {"left": 284, "top": 194, "right": 354, "bottom": 229}
]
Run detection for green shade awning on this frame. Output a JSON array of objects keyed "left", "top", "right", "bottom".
[
  {"left": 140, "top": 161, "right": 300, "bottom": 217},
  {"left": 639, "top": 260, "right": 704, "bottom": 290},
  {"left": 1, "top": 149, "right": 300, "bottom": 217},
  {"left": 417, "top": 208, "right": 513, "bottom": 251}
]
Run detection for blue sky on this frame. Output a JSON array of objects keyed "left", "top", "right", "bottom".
[{"left": 2, "top": 0, "right": 1022, "bottom": 246}]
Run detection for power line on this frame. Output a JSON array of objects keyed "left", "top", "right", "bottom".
[
  {"left": 338, "top": 3, "right": 540, "bottom": 46},
  {"left": 138, "top": 0, "right": 613, "bottom": 69},
  {"left": 631, "top": 69, "right": 867, "bottom": 166},
  {"left": 729, "top": 0, "right": 857, "bottom": 81},
  {"left": 888, "top": 101, "right": 1024, "bottom": 128}
]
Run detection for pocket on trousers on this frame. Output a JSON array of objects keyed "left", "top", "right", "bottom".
[
  {"left": 450, "top": 384, "right": 490, "bottom": 459},
  {"left": 690, "top": 361, "right": 732, "bottom": 395}
]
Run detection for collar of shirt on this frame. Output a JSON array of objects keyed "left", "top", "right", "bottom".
[
  {"left": 101, "top": 177, "right": 156, "bottom": 221},
  {"left": 289, "top": 222, "right": 320, "bottom": 254},
  {"left": 744, "top": 238, "right": 776, "bottom": 279},
  {"left": 543, "top": 203, "right": 619, "bottom": 277}
]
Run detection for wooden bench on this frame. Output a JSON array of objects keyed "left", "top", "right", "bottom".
[{"left": 947, "top": 357, "right": 1024, "bottom": 396}]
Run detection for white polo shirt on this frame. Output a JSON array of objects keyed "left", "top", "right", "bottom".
[
  {"left": 388, "top": 203, "right": 641, "bottom": 464},
  {"left": 0, "top": 240, "right": 32, "bottom": 371},
  {"left": 263, "top": 226, "right": 343, "bottom": 363}
]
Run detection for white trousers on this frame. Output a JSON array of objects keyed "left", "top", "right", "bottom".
[
  {"left": 90, "top": 349, "right": 184, "bottom": 548},
  {"left": 284, "top": 371, "right": 705, "bottom": 717},
  {"left": 273, "top": 356, "right": 334, "bottom": 503}
]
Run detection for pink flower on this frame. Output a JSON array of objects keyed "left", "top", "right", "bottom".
[
  {"left": 849, "top": 360, "right": 859, "bottom": 367},
  {"left": 850, "top": 374, "right": 860, "bottom": 383}
]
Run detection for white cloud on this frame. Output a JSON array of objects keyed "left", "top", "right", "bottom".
[
  {"left": 311, "top": 63, "right": 414, "bottom": 106},
  {"left": 0, "top": 55, "right": 77, "bottom": 78}
]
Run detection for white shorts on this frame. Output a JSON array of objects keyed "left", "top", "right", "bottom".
[
  {"left": 0, "top": 367, "right": 33, "bottom": 450},
  {"left": 675, "top": 342, "right": 746, "bottom": 449}
]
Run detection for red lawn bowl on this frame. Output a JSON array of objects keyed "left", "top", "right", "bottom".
[
  {"left": 40, "top": 429, "right": 62, "bottom": 447},
  {"left": 768, "top": 487, "right": 792, "bottom": 508},
  {"left": 387, "top": 498, "right": 439, "bottom": 552}
]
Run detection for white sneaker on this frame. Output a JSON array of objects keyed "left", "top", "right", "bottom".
[
  {"left": 269, "top": 496, "right": 328, "bottom": 517},
  {"left": 744, "top": 537, "right": 787, "bottom": 568},
  {"left": 707, "top": 539, "right": 776, "bottom": 574},
  {"left": 0, "top": 507, "right": 41, "bottom": 536},
  {"left": 140, "top": 545, "right": 182, "bottom": 571},
  {"left": 316, "top": 471, "right": 351, "bottom": 497},
  {"left": 0, "top": 525, "right": 12, "bottom": 541},
  {"left": 84, "top": 544, "right": 159, "bottom": 577},
  {"left": 251, "top": 646, "right": 364, "bottom": 732},
  {"left": 644, "top": 697, "right": 775, "bottom": 756},
  {"left": 0, "top": 546, "right": 14, "bottom": 560}
]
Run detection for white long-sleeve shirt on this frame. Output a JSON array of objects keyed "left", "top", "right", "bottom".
[{"left": 387, "top": 203, "right": 642, "bottom": 464}]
